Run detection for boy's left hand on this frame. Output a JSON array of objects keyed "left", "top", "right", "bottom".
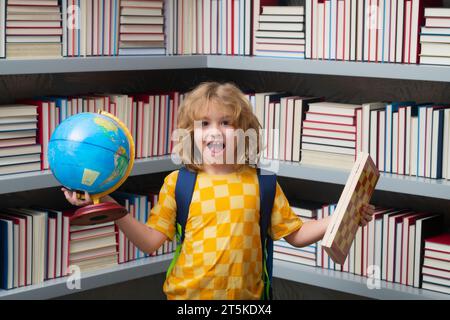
[{"left": 359, "top": 203, "right": 375, "bottom": 226}]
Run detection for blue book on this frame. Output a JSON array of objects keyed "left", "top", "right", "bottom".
[{"left": 0, "top": 219, "right": 13, "bottom": 289}]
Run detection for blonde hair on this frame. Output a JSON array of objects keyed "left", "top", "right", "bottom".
[{"left": 173, "top": 82, "right": 263, "bottom": 172}]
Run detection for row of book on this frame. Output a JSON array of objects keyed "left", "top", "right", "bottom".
[
  {"left": 0, "top": 91, "right": 181, "bottom": 175},
  {"left": 4, "top": 91, "right": 450, "bottom": 181},
  {"left": 254, "top": 6, "right": 306, "bottom": 59},
  {"left": 274, "top": 201, "right": 449, "bottom": 294},
  {"left": 252, "top": 92, "right": 450, "bottom": 179},
  {"left": 305, "top": 0, "right": 447, "bottom": 64},
  {"left": 0, "top": 191, "right": 175, "bottom": 290},
  {"left": 419, "top": 7, "right": 450, "bottom": 65},
  {"left": 2, "top": 1, "right": 450, "bottom": 64},
  {"left": 166, "top": 0, "right": 252, "bottom": 55}
]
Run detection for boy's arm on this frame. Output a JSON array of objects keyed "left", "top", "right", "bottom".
[
  {"left": 101, "top": 195, "right": 168, "bottom": 255},
  {"left": 284, "top": 216, "right": 332, "bottom": 248},
  {"left": 284, "top": 204, "right": 375, "bottom": 248}
]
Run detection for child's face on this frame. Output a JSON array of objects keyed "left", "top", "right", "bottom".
[{"left": 193, "top": 101, "right": 237, "bottom": 165}]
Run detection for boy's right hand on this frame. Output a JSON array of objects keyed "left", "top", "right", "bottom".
[{"left": 62, "top": 187, "right": 93, "bottom": 207}]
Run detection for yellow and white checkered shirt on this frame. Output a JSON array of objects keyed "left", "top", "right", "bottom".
[{"left": 146, "top": 166, "right": 303, "bottom": 300}]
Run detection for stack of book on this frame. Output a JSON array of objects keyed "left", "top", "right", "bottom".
[
  {"left": 301, "top": 102, "right": 361, "bottom": 168},
  {"left": 420, "top": 7, "right": 450, "bottom": 65},
  {"left": 69, "top": 222, "right": 119, "bottom": 273},
  {"left": 274, "top": 202, "right": 321, "bottom": 266},
  {"left": 0, "top": 104, "right": 41, "bottom": 175},
  {"left": 254, "top": 6, "right": 305, "bottom": 58},
  {"left": 119, "top": 0, "right": 165, "bottom": 55},
  {"left": 316, "top": 205, "right": 444, "bottom": 289},
  {"left": 422, "top": 233, "right": 450, "bottom": 294},
  {"left": 305, "top": 0, "right": 442, "bottom": 63},
  {"left": 62, "top": 0, "right": 120, "bottom": 57},
  {"left": 6, "top": 0, "right": 63, "bottom": 59}
]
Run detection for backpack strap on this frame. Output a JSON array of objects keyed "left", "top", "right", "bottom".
[
  {"left": 166, "top": 167, "right": 197, "bottom": 278},
  {"left": 257, "top": 168, "right": 277, "bottom": 300}
]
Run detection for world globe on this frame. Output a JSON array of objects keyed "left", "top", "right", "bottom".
[{"left": 48, "top": 111, "right": 135, "bottom": 225}]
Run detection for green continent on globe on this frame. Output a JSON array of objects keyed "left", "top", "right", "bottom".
[
  {"left": 94, "top": 116, "right": 119, "bottom": 142},
  {"left": 100, "top": 146, "right": 129, "bottom": 187}
]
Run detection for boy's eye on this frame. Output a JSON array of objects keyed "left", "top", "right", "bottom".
[
  {"left": 221, "top": 120, "right": 230, "bottom": 126},
  {"left": 201, "top": 120, "right": 209, "bottom": 127}
]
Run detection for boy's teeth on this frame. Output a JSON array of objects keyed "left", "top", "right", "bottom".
[{"left": 207, "top": 142, "right": 225, "bottom": 151}]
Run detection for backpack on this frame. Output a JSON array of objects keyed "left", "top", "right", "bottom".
[{"left": 165, "top": 166, "right": 277, "bottom": 300}]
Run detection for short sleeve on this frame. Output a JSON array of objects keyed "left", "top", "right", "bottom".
[
  {"left": 146, "top": 170, "right": 179, "bottom": 240},
  {"left": 269, "top": 182, "right": 303, "bottom": 240}
]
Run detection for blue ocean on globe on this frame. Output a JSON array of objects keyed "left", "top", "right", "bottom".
[{"left": 48, "top": 112, "right": 131, "bottom": 195}]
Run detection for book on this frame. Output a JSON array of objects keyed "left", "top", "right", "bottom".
[{"left": 322, "top": 152, "right": 380, "bottom": 264}]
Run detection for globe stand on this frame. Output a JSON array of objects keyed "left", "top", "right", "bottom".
[{"left": 70, "top": 202, "right": 128, "bottom": 226}]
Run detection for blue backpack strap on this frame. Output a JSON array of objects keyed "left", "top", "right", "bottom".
[
  {"left": 166, "top": 167, "right": 197, "bottom": 278},
  {"left": 257, "top": 168, "right": 277, "bottom": 300}
]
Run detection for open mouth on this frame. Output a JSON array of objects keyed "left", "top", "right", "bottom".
[{"left": 206, "top": 141, "right": 225, "bottom": 154}]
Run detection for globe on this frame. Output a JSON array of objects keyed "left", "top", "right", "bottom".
[{"left": 48, "top": 111, "right": 135, "bottom": 200}]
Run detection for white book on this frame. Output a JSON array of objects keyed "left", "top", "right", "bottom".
[
  {"left": 421, "top": 42, "right": 450, "bottom": 57},
  {"left": 317, "top": 2, "right": 324, "bottom": 59},
  {"left": 425, "top": 107, "right": 433, "bottom": 178},
  {"left": 312, "top": 0, "right": 319, "bottom": 59},
  {"left": 279, "top": 98, "right": 287, "bottom": 161},
  {"left": 305, "top": 0, "right": 312, "bottom": 58},
  {"left": 374, "top": 215, "right": 383, "bottom": 275},
  {"left": 420, "top": 55, "right": 450, "bottom": 65},
  {"left": 376, "top": 0, "right": 384, "bottom": 62},
  {"left": 363, "top": 0, "right": 369, "bottom": 61},
  {"left": 410, "top": 116, "right": 418, "bottom": 176},
  {"left": 420, "top": 34, "right": 450, "bottom": 43},
  {"left": 330, "top": 0, "right": 337, "bottom": 60},
  {"left": 211, "top": 0, "right": 218, "bottom": 54},
  {"left": 369, "top": 110, "right": 378, "bottom": 166},
  {"left": 261, "top": 6, "right": 304, "bottom": 15},
  {"left": 324, "top": 0, "right": 331, "bottom": 60},
  {"left": 356, "top": 0, "right": 364, "bottom": 61},
  {"left": 336, "top": 0, "right": 344, "bottom": 60},
  {"left": 403, "top": 0, "right": 412, "bottom": 63},
  {"left": 344, "top": 0, "right": 351, "bottom": 61},
  {"left": 259, "top": 22, "right": 304, "bottom": 32},
  {"left": 349, "top": 0, "right": 357, "bottom": 60},
  {"left": 244, "top": 0, "right": 251, "bottom": 55},
  {"left": 392, "top": 112, "right": 399, "bottom": 174},
  {"left": 292, "top": 98, "right": 304, "bottom": 162},
  {"left": 421, "top": 27, "right": 450, "bottom": 35}
]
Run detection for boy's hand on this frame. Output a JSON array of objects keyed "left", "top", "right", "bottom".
[
  {"left": 359, "top": 203, "right": 375, "bottom": 226},
  {"left": 62, "top": 187, "right": 93, "bottom": 207}
]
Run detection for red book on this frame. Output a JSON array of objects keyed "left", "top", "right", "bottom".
[{"left": 425, "top": 234, "right": 450, "bottom": 253}]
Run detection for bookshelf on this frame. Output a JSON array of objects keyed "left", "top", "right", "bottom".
[
  {"left": 2, "top": 255, "right": 448, "bottom": 300},
  {"left": 0, "top": 254, "right": 173, "bottom": 300},
  {"left": 0, "top": 156, "right": 179, "bottom": 195},
  {"left": 1, "top": 56, "right": 450, "bottom": 83},
  {"left": 1, "top": 56, "right": 450, "bottom": 299},
  {"left": 273, "top": 260, "right": 450, "bottom": 300}
]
